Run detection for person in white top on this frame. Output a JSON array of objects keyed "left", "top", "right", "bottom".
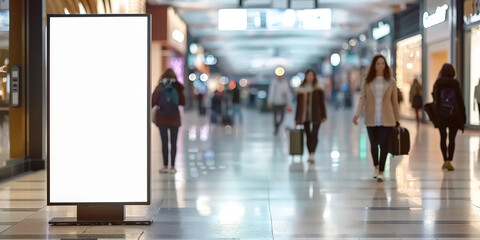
[
  {"left": 352, "top": 55, "right": 400, "bottom": 182},
  {"left": 475, "top": 79, "right": 480, "bottom": 120},
  {"left": 268, "top": 74, "right": 293, "bottom": 135}
]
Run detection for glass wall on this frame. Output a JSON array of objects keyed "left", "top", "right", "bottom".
[
  {"left": 395, "top": 34, "right": 422, "bottom": 119},
  {"left": 468, "top": 26, "right": 480, "bottom": 126},
  {"left": 0, "top": 0, "right": 9, "bottom": 166}
]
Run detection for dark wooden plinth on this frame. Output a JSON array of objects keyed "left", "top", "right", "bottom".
[{"left": 48, "top": 205, "right": 152, "bottom": 226}]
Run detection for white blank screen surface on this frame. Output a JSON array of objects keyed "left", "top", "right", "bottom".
[{"left": 49, "top": 16, "right": 149, "bottom": 204}]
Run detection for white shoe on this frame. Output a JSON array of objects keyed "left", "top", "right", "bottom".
[
  {"left": 170, "top": 168, "right": 177, "bottom": 174},
  {"left": 307, "top": 154, "right": 315, "bottom": 163},
  {"left": 160, "top": 168, "right": 169, "bottom": 174},
  {"left": 376, "top": 175, "right": 384, "bottom": 182},
  {"left": 373, "top": 169, "right": 379, "bottom": 179}
]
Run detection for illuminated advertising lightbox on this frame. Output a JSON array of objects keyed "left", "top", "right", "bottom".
[{"left": 47, "top": 15, "right": 151, "bottom": 205}]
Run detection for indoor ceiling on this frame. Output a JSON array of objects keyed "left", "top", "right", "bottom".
[{"left": 147, "top": 0, "right": 418, "bottom": 76}]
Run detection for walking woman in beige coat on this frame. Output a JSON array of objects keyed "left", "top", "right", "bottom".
[
  {"left": 295, "top": 69, "right": 327, "bottom": 163},
  {"left": 352, "top": 55, "right": 400, "bottom": 182}
]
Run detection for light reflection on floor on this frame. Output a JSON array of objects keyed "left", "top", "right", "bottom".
[{"left": 2, "top": 107, "right": 480, "bottom": 239}]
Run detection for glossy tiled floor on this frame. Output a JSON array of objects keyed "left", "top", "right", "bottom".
[{"left": 1, "top": 106, "right": 480, "bottom": 239}]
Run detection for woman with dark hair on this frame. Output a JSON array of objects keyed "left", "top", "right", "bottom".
[
  {"left": 152, "top": 68, "right": 185, "bottom": 173},
  {"left": 432, "top": 63, "right": 466, "bottom": 171},
  {"left": 295, "top": 69, "right": 327, "bottom": 163},
  {"left": 352, "top": 55, "right": 399, "bottom": 182},
  {"left": 409, "top": 78, "right": 423, "bottom": 125}
]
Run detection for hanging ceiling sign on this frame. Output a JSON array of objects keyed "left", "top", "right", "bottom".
[
  {"left": 372, "top": 22, "right": 391, "bottom": 40},
  {"left": 218, "top": 8, "right": 331, "bottom": 31},
  {"left": 423, "top": 4, "right": 449, "bottom": 28}
]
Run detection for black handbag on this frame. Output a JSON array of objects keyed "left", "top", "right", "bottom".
[{"left": 424, "top": 102, "right": 437, "bottom": 123}]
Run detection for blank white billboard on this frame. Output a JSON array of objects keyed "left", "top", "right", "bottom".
[{"left": 48, "top": 15, "right": 150, "bottom": 204}]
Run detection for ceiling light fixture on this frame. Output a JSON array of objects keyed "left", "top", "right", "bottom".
[
  {"left": 189, "top": 73, "right": 196, "bottom": 81},
  {"left": 275, "top": 67, "right": 285, "bottom": 77},
  {"left": 330, "top": 53, "right": 340, "bottom": 67},
  {"left": 349, "top": 39, "right": 356, "bottom": 47},
  {"left": 190, "top": 43, "right": 198, "bottom": 54},
  {"left": 200, "top": 74, "right": 209, "bottom": 82},
  {"left": 359, "top": 34, "right": 366, "bottom": 41},
  {"left": 172, "top": 29, "right": 185, "bottom": 43}
]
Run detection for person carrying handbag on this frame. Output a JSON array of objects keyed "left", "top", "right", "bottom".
[
  {"left": 352, "top": 55, "right": 400, "bottom": 182},
  {"left": 431, "top": 63, "right": 466, "bottom": 171},
  {"left": 294, "top": 69, "right": 327, "bottom": 163}
]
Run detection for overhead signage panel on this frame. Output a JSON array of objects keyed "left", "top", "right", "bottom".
[{"left": 218, "top": 9, "right": 331, "bottom": 31}]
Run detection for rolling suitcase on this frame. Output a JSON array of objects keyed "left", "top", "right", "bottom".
[
  {"left": 389, "top": 126, "right": 410, "bottom": 156},
  {"left": 289, "top": 128, "right": 304, "bottom": 156}
]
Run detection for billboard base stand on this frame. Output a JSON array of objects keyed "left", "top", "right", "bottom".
[{"left": 48, "top": 204, "right": 152, "bottom": 226}]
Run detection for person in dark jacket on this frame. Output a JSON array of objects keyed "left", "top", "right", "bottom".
[
  {"left": 211, "top": 90, "right": 222, "bottom": 124},
  {"left": 409, "top": 78, "right": 423, "bottom": 125},
  {"left": 432, "top": 63, "right": 466, "bottom": 171},
  {"left": 231, "top": 86, "right": 243, "bottom": 125},
  {"left": 152, "top": 68, "right": 186, "bottom": 173},
  {"left": 295, "top": 69, "right": 327, "bottom": 164}
]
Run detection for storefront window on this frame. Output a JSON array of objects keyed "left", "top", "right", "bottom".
[
  {"left": 469, "top": 27, "right": 480, "bottom": 125},
  {"left": 396, "top": 34, "right": 422, "bottom": 119},
  {"left": 0, "top": 1, "right": 8, "bottom": 165}
]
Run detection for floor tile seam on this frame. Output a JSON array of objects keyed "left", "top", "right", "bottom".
[
  {"left": 271, "top": 233, "right": 480, "bottom": 238},
  {"left": 0, "top": 220, "right": 16, "bottom": 235},
  {"left": 150, "top": 187, "right": 478, "bottom": 190},
  {"left": 0, "top": 223, "right": 16, "bottom": 226},
  {"left": 0, "top": 189, "right": 46, "bottom": 191},
  {"left": 154, "top": 197, "right": 476, "bottom": 202},
  {"left": 0, "top": 206, "right": 42, "bottom": 235},
  {"left": 0, "top": 233, "right": 127, "bottom": 239},
  {"left": 14, "top": 180, "right": 46, "bottom": 182},
  {"left": 0, "top": 199, "right": 46, "bottom": 201},
  {"left": 265, "top": 171, "right": 275, "bottom": 240},
  {"left": 471, "top": 202, "right": 480, "bottom": 209}
]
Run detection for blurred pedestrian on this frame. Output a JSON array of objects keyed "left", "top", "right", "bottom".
[
  {"left": 432, "top": 63, "right": 466, "bottom": 171},
  {"left": 268, "top": 74, "right": 292, "bottom": 135},
  {"left": 352, "top": 54, "right": 400, "bottom": 182},
  {"left": 152, "top": 68, "right": 185, "bottom": 174},
  {"left": 474, "top": 78, "right": 480, "bottom": 120},
  {"left": 232, "top": 85, "right": 243, "bottom": 125},
  {"left": 409, "top": 78, "right": 423, "bottom": 125},
  {"left": 211, "top": 90, "right": 222, "bottom": 124},
  {"left": 295, "top": 69, "right": 327, "bottom": 163},
  {"left": 197, "top": 93, "right": 206, "bottom": 115}
]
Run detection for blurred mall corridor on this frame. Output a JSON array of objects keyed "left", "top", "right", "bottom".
[{"left": 2, "top": 106, "right": 480, "bottom": 239}]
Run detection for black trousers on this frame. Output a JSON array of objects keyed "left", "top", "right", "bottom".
[
  {"left": 366, "top": 126, "right": 393, "bottom": 172},
  {"left": 159, "top": 125, "right": 179, "bottom": 167},
  {"left": 303, "top": 121, "right": 321, "bottom": 153},
  {"left": 438, "top": 126, "right": 458, "bottom": 161},
  {"left": 273, "top": 105, "right": 286, "bottom": 132}
]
